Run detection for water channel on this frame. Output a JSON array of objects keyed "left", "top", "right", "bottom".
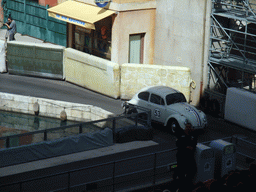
[{"left": 0, "top": 110, "right": 101, "bottom": 148}]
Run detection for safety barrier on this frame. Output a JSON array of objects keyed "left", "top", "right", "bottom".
[
  {"left": 0, "top": 109, "right": 151, "bottom": 149},
  {"left": 7, "top": 41, "right": 65, "bottom": 79},
  {"left": 64, "top": 48, "right": 120, "bottom": 99},
  {"left": 0, "top": 135, "right": 255, "bottom": 191},
  {"left": 0, "top": 148, "right": 177, "bottom": 192}
]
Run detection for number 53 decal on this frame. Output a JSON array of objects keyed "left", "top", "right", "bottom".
[{"left": 154, "top": 109, "right": 161, "bottom": 118}]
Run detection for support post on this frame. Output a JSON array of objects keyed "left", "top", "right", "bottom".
[
  {"left": 23, "top": 0, "right": 27, "bottom": 35},
  {"left": 112, "top": 118, "right": 116, "bottom": 143},
  {"left": 44, "top": 130, "right": 47, "bottom": 141},
  {"left": 45, "top": 4, "right": 49, "bottom": 42},
  {"left": 6, "top": 136, "right": 10, "bottom": 148}
]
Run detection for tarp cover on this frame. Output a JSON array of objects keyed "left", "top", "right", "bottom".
[
  {"left": 115, "top": 125, "right": 153, "bottom": 143},
  {"left": 0, "top": 128, "right": 113, "bottom": 168}
]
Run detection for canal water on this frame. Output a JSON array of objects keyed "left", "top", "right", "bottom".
[{"left": 0, "top": 110, "right": 101, "bottom": 148}]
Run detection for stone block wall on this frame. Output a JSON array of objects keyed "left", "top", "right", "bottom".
[
  {"left": 120, "top": 64, "right": 192, "bottom": 101},
  {"left": 0, "top": 92, "right": 114, "bottom": 123}
]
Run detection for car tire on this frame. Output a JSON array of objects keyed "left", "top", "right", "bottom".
[{"left": 168, "top": 119, "right": 182, "bottom": 135}]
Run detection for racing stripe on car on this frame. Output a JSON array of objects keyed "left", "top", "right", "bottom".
[{"left": 182, "top": 103, "right": 201, "bottom": 126}]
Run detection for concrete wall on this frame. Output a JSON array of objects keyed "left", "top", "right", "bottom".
[
  {"left": 120, "top": 64, "right": 192, "bottom": 101},
  {"left": 64, "top": 48, "right": 120, "bottom": 99},
  {"left": 154, "top": 0, "right": 212, "bottom": 105},
  {"left": 0, "top": 92, "right": 114, "bottom": 122}
]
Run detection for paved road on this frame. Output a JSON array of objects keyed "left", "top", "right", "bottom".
[
  {"left": 2, "top": 73, "right": 256, "bottom": 145},
  {"left": 0, "top": 73, "right": 124, "bottom": 115},
  {"left": 1, "top": 73, "right": 256, "bottom": 191}
]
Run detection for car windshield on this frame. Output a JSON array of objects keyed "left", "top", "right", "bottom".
[{"left": 166, "top": 93, "right": 187, "bottom": 105}]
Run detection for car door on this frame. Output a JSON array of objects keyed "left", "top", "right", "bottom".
[{"left": 149, "top": 93, "right": 166, "bottom": 124}]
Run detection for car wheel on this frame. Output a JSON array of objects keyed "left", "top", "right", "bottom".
[{"left": 168, "top": 119, "right": 182, "bottom": 135}]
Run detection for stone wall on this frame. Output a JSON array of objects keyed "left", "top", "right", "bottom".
[
  {"left": 120, "top": 64, "right": 192, "bottom": 101},
  {"left": 0, "top": 92, "right": 114, "bottom": 122}
]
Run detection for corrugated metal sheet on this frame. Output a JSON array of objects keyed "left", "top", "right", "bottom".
[
  {"left": 4, "top": 0, "right": 66, "bottom": 46},
  {"left": 7, "top": 42, "right": 64, "bottom": 79}
]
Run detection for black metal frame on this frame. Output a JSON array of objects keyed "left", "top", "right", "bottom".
[
  {"left": 0, "top": 109, "right": 151, "bottom": 149},
  {"left": 203, "top": 0, "right": 256, "bottom": 116},
  {"left": 1, "top": 135, "right": 256, "bottom": 191}
]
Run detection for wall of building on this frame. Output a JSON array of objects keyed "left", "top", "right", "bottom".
[
  {"left": 39, "top": 0, "right": 58, "bottom": 7},
  {"left": 154, "top": 0, "right": 211, "bottom": 105},
  {"left": 111, "top": 9, "right": 155, "bottom": 64}
]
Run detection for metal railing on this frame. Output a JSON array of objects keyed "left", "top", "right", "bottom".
[
  {"left": 0, "top": 109, "right": 151, "bottom": 149},
  {"left": 0, "top": 147, "right": 177, "bottom": 192},
  {"left": 1, "top": 131, "right": 256, "bottom": 191}
]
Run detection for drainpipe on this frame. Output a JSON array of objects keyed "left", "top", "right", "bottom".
[{"left": 200, "top": 0, "right": 208, "bottom": 98}]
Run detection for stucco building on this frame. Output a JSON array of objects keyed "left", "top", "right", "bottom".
[
  {"left": 48, "top": 0, "right": 156, "bottom": 64},
  {"left": 0, "top": 0, "right": 219, "bottom": 106},
  {"left": 47, "top": 0, "right": 210, "bottom": 105}
]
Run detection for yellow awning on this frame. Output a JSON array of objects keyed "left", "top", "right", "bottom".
[{"left": 48, "top": 1, "right": 115, "bottom": 30}]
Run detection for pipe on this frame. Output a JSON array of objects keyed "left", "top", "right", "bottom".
[{"left": 200, "top": 0, "right": 209, "bottom": 99}]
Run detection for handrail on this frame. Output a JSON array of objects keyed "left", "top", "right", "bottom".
[
  {"left": 1, "top": 136, "right": 256, "bottom": 191},
  {"left": 0, "top": 147, "right": 177, "bottom": 191},
  {"left": 0, "top": 110, "right": 151, "bottom": 148}
]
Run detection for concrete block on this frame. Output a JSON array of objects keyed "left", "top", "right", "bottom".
[
  {"left": 0, "top": 93, "right": 14, "bottom": 101},
  {"left": 46, "top": 105, "right": 56, "bottom": 116},
  {"left": 55, "top": 107, "right": 64, "bottom": 117},
  {"left": 14, "top": 95, "right": 29, "bottom": 103},
  {"left": 70, "top": 109, "right": 82, "bottom": 119},
  {"left": 39, "top": 104, "right": 47, "bottom": 114},
  {"left": 12, "top": 101, "right": 29, "bottom": 112},
  {"left": 64, "top": 108, "right": 72, "bottom": 118},
  {"left": 64, "top": 48, "right": 120, "bottom": 99},
  {"left": 82, "top": 111, "right": 91, "bottom": 120},
  {"left": 28, "top": 103, "right": 35, "bottom": 113}
]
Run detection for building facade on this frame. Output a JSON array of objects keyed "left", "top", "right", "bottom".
[
  {"left": 0, "top": 0, "right": 214, "bottom": 105},
  {"left": 154, "top": 0, "right": 212, "bottom": 105},
  {"left": 48, "top": 0, "right": 156, "bottom": 64}
]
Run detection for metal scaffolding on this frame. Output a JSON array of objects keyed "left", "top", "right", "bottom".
[{"left": 203, "top": 0, "right": 256, "bottom": 116}]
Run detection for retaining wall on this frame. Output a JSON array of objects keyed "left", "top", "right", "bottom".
[
  {"left": 120, "top": 64, "right": 192, "bottom": 101},
  {"left": 6, "top": 43, "right": 193, "bottom": 102},
  {"left": 64, "top": 48, "right": 120, "bottom": 99},
  {"left": 0, "top": 92, "right": 114, "bottom": 122}
]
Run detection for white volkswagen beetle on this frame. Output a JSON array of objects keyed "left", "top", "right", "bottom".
[{"left": 123, "top": 86, "right": 207, "bottom": 134}]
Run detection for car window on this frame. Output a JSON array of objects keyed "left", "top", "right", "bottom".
[
  {"left": 138, "top": 92, "right": 150, "bottom": 101},
  {"left": 150, "top": 94, "right": 165, "bottom": 105},
  {"left": 166, "top": 93, "right": 187, "bottom": 105}
]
